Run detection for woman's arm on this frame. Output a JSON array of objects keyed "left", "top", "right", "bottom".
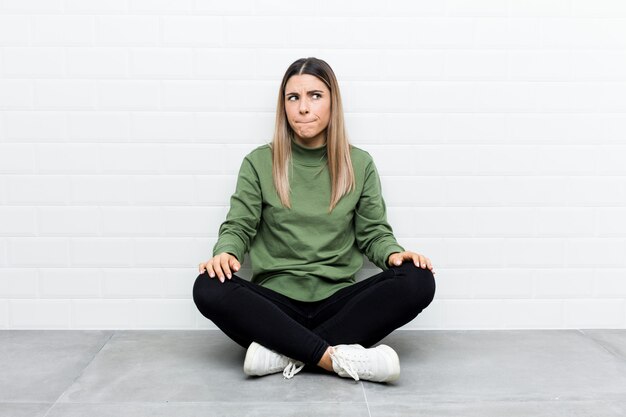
[
  {"left": 354, "top": 156, "right": 405, "bottom": 271},
  {"left": 212, "top": 156, "right": 262, "bottom": 265}
]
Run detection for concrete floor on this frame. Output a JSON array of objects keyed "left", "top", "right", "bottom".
[{"left": 1, "top": 330, "right": 626, "bottom": 417}]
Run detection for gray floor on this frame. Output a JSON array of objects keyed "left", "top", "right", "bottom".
[{"left": 1, "top": 330, "right": 626, "bottom": 417}]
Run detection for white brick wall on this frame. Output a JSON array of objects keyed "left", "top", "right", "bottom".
[{"left": 1, "top": 0, "right": 626, "bottom": 329}]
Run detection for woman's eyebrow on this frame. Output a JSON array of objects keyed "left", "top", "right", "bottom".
[{"left": 285, "top": 90, "right": 324, "bottom": 96}]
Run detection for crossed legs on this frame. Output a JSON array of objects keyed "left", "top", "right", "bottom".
[{"left": 192, "top": 262, "right": 436, "bottom": 370}]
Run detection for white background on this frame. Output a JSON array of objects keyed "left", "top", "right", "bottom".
[{"left": 1, "top": 0, "right": 626, "bottom": 329}]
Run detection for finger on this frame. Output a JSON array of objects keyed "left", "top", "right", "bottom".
[
  {"left": 230, "top": 258, "right": 239, "bottom": 272},
  {"left": 393, "top": 252, "right": 405, "bottom": 266},
  {"left": 420, "top": 255, "right": 428, "bottom": 268},
  {"left": 220, "top": 257, "right": 232, "bottom": 280},
  {"left": 199, "top": 263, "right": 204, "bottom": 273},
  {"left": 212, "top": 258, "right": 225, "bottom": 282},
  {"left": 206, "top": 263, "right": 216, "bottom": 278},
  {"left": 426, "top": 258, "right": 433, "bottom": 270}
]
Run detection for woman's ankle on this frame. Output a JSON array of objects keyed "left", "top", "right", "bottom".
[{"left": 317, "top": 346, "right": 335, "bottom": 372}]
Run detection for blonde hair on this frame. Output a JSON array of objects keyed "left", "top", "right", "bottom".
[{"left": 270, "top": 57, "right": 356, "bottom": 213}]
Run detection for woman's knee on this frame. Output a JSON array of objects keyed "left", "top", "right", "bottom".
[
  {"left": 393, "top": 262, "right": 436, "bottom": 307},
  {"left": 192, "top": 272, "right": 231, "bottom": 317}
]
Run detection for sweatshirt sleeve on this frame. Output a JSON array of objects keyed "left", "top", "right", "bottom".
[
  {"left": 212, "top": 155, "right": 262, "bottom": 264},
  {"left": 354, "top": 156, "right": 405, "bottom": 271}
]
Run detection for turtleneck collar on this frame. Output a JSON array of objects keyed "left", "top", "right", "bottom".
[{"left": 290, "top": 137, "right": 328, "bottom": 167}]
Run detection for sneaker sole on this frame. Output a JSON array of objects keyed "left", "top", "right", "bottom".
[
  {"left": 376, "top": 344, "right": 401, "bottom": 383},
  {"left": 243, "top": 342, "right": 261, "bottom": 376}
]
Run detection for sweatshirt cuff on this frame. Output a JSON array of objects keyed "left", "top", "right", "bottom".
[
  {"left": 212, "top": 243, "right": 244, "bottom": 263},
  {"left": 380, "top": 244, "right": 405, "bottom": 271}
]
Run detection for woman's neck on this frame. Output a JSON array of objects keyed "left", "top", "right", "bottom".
[{"left": 293, "top": 133, "right": 326, "bottom": 149}]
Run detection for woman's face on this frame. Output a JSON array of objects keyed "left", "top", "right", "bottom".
[{"left": 284, "top": 74, "right": 331, "bottom": 148}]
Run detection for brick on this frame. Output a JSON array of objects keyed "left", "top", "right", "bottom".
[
  {"left": 10, "top": 300, "right": 70, "bottom": 328},
  {"left": 564, "top": 299, "right": 625, "bottom": 327},
  {"left": 8, "top": 237, "right": 69, "bottom": 267},
  {"left": 102, "top": 268, "right": 163, "bottom": 297},
  {"left": 137, "top": 300, "right": 194, "bottom": 328},
  {"left": 0, "top": 268, "right": 37, "bottom": 297},
  {"left": 72, "top": 300, "right": 135, "bottom": 328},
  {"left": 40, "top": 268, "right": 100, "bottom": 297},
  {"left": 96, "top": 16, "right": 159, "bottom": 45},
  {"left": 38, "top": 207, "right": 99, "bottom": 235},
  {"left": 67, "top": 47, "right": 128, "bottom": 76}
]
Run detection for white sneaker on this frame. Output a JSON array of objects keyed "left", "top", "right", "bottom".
[
  {"left": 243, "top": 341, "right": 305, "bottom": 379},
  {"left": 329, "top": 344, "right": 400, "bottom": 383}
]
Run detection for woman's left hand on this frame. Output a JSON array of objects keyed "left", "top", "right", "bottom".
[{"left": 388, "top": 251, "right": 435, "bottom": 274}]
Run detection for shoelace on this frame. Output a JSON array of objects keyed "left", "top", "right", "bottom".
[
  {"left": 282, "top": 360, "right": 305, "bottom": 379},
  {"left": 329, "top": 349, "right": 370, "bottom": 381}
]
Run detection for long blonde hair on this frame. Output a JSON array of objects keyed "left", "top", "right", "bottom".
[{"left": 270, "top": 57, "right": 356, "bottom": 213}]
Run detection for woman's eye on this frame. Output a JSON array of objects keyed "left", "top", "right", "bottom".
[{"left": 287, "top": 94, "right": 321, "bottom": 101}]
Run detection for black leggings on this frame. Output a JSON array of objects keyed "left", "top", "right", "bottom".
[{"left": 192, "top": 262, "right": 436, "bottom": 370}]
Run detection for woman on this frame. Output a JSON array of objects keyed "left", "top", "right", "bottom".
[{"left": 193, "top": 57, "right": 436, "bottom": 383}]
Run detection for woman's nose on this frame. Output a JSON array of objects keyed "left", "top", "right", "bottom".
[{"left": 299, "top": 100, "right": 309, "bottom": 113}]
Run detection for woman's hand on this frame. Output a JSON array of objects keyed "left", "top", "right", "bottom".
[
  {"left": 199, "top": 252, "right": 241, "bottom": 283},
  {"left": 388, "top": 251, "right": 435, "bottom": 274}
]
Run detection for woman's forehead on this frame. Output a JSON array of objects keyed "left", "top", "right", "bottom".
[{"left": 285, "top": 74, "right": 329, "bottom": 92}]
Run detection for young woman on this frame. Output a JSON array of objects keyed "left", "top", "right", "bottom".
[{"left": 193, "top": 57, "right": 436, "bottom": 383}]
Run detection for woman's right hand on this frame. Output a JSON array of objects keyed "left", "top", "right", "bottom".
[{"left": 199, "top": 252, "right": 241, "bottom": 283}]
